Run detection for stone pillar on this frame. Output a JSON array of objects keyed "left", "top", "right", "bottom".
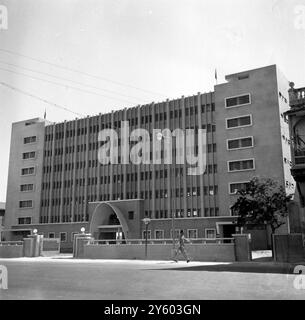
[
  {"left": 23, "top": 238, "right": 34, "bottom": 257},
  {"left": 233, "top": 234, "right": 252, "bottom": 262},
  {"left": 23, "top": 234, "right": 43, "bottom": 257},
  {"left": 73, "top": 233, "right": 93, "bottom": 258},
  {"left": 273, "top": 233, "right": 305, "bottom": 262},
  {"left": 288, "top": 201, "right": 303, "bottom": 234}
]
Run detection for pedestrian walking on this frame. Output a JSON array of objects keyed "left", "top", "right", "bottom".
[{"left": 173, "top": 230, "right": 191, "bottom": 263}]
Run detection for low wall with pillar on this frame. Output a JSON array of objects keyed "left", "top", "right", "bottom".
[
  {"left": 81, "top": 243, "right": 236, "bottom": 262},
  {"left": 73, "top": 234, "right": 252, "bottom": 262},
  {"left": 273, "top": 233, "right": 305, "bottom": 262},
  {"left": 0, "top": 234, "right": 43, "bottom": 258},
  {"left": 0, "top": 243, "right": 24, "bottom": 258}
]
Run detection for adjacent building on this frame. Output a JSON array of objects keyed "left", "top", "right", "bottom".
[
  {"left": 3, "top": 65, "right": 295, "bottom": 251},
  {"left": 0, "top": 202, "right": 5, "bottom": 241},
  {"left": 285, "top": 83, "right": 305, "bottom": 233}
]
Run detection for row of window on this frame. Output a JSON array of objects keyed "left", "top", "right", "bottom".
[
  {"left": 22, "top": 151, "right": 36, "bottom": 160},
  {"left": 24, "top": 136, "right": 37, "bottom": 144},
  {"left": 19, "top": 200, "right": 33, "bottom": 208},
  {"left": 45, "top": 145, "right": 217, "bottom": 173},
  {"left": 143, "top": 228, "right": 217, "bottom": 240},
  {"left": 228, "top": 159, "right": 255, "bottom": 172},
  {"left": 47, "top": 232, "right": 82, "bottom": 243},
  {"left": 41, "top": 185, "right": 219, "bottom": 207},
  {"left": 18, "top": 217, "right": 32, "bottom": 224},
  {"left": 225, "top": 94, "right": 251, "bottom": 108},
  {"left": 40, "top": 180, "right": 251, "bottom": 208},
  {"left": 227, "top": 137, "right": 253, "bottom": 150},
  {"left": 145, "top": 208, "right": 219, "bottom": 219},
  {"left": 45, "top": 124, "right": 217, "bottom": 158},
  {"left": 44, "top": 165, "right": 218, "bottom": 189},
  {"left": 226, "top": 115, "right": 252, "bottom": 129},
  {"left": 225, "top": 94, "right": 253, "bottom": 198},
  {"left": 21, "top": 167, "right": 35, "bottom": 176},
  {"left": 44, "top": 104, "right": 216, "bottom": 141},
  {"left": 39, "top": 214, "right": 89, "bottom": 224},
  {"left": 20, "top": 184, "right": 34, "bottom": 192},
  {"left": 42, "top": 165, "right": 218, "bottom": 190}
]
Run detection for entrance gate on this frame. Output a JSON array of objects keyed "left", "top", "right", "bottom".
[{"left": 42, "top": 237, "right": 61, "bottom": 256}]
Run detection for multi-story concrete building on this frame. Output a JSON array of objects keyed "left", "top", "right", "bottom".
[{"left": 3, "top": 65, "right": 295, "bottom": 251}]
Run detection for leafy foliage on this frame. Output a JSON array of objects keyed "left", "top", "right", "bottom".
[{"left": 231, "top": 177, "right": 292, "bottom": 233}]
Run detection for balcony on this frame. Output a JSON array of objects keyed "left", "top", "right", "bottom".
[{"left": 289, "top": 86, "right": 305, "bottom": 108}]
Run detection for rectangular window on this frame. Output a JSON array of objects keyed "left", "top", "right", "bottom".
[
  {"left": 225, "top": 93, "right": 251, "bottom": 108},
  {"left": 187, "top": 229, "right": 198, "bottom": 239},
  {"left": 21, "top": 167, "right": 35, "bottom": 176},
  {"left": 19, "top": 200, "right": 33, "bottom": 208},
  {"left": 228, "top": 159, "right": 255, "bottom": 172},
  {"left": 226, "top": 115, "right": 252, "bottom": 129},
  {"left": 60, "top": 232, "right": 67, "bottom": 242},
  {"left": 155, "top": 230, "right": 164, "bottom": 239},
  {"left": 24, "top": 136, "right": 37, "bottom": 144},
  {"left": 142, "top": 230, "right": 151, "bottom": 240},
  {"left": 170, "top": 229, "right": 184, "bottom": 239},
  {"left": 48, "top": 232, "right": 55, "bottom": 239},
  {"left": 227, "top": 137, "right": 254, "bottom": 150},
  {"left": 18, "top": 217, "right": 32, "bottom": 225},
  {"left": 20, "top": 184, "right": 34, "bottom": 192},
  {"left": 238, "top": 74, "right": 249, "bottom": 80},
  {"left": 22, "top": 151, "right": 36, "bottom": 160},
  {"left": 229, "top": 182, "right": 250, "bottom": 195},
  {"left": 128, "top": 211, "right": 134, "bottom": 220},
  {"left": 205, "top": 229, "right": 216, "bottom": 239}
]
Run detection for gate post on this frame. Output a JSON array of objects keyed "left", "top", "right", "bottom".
[
  {"left": 23, "top": 234, "right": 44, "bottom": 257},
  {"left": 233, "top": 234, "right": 252, "bottom": 262},
  {"left": 73, "top": 233, "right": 93, "bottom": 258}
]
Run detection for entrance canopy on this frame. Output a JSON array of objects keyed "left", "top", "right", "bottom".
[{"left": 89, "top": 202, "right": 129, "bottom": 240}]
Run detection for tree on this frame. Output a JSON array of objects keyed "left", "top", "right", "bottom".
[{"left": 231, "top": 177, "right": 292, "bottom": 234}]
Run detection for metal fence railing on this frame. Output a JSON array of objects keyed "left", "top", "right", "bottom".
[{"left": 89, "top": 238, "right": 234, "bottom": 246}]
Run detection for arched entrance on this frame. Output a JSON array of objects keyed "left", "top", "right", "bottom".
[{"left": 89, "top": 202, "right": 129, "bottom": 242}]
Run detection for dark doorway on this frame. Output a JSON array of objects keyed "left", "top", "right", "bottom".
[
  {"left": 223, "top": 225, "right": 236, "bottom": 243},
  {"left": 99, "top": 231, "right": 117, "bottom": 244},
  {"left": 108, "top": 213, "right": 120, "bottom": 225}
]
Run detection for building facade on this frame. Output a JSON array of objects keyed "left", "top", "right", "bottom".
[
  {"left": 3, "top": 65, "right": 295, "bottom": 251},
  {"left": 285, "top": 83, "right": 305, "bottom": 233}
]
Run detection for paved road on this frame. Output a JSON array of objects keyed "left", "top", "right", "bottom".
[{"left": 0, "top": 257, "right": 304, "bottom": 300}]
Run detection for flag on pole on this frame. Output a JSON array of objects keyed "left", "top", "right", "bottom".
[
  {"left": 44, "top": 109, "right": 46, "bottom": 119},
  {"left": 215, "top": 69, "right": 218, "bottom": 84}
]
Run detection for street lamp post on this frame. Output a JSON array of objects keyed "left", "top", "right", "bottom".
[
  {"left": 142, "top": 217, "right": 151, "bottom": 260},
  {"left": 172, "top": 210, "right": 175, "bottom": 251}
]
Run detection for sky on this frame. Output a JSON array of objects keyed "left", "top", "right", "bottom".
[{"left": 0, "top": 0, "right": 305, "bottom": 202}]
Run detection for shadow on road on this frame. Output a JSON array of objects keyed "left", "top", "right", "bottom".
[{"left": 155, "top": 262, "right": 298, "bottom": 275}]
